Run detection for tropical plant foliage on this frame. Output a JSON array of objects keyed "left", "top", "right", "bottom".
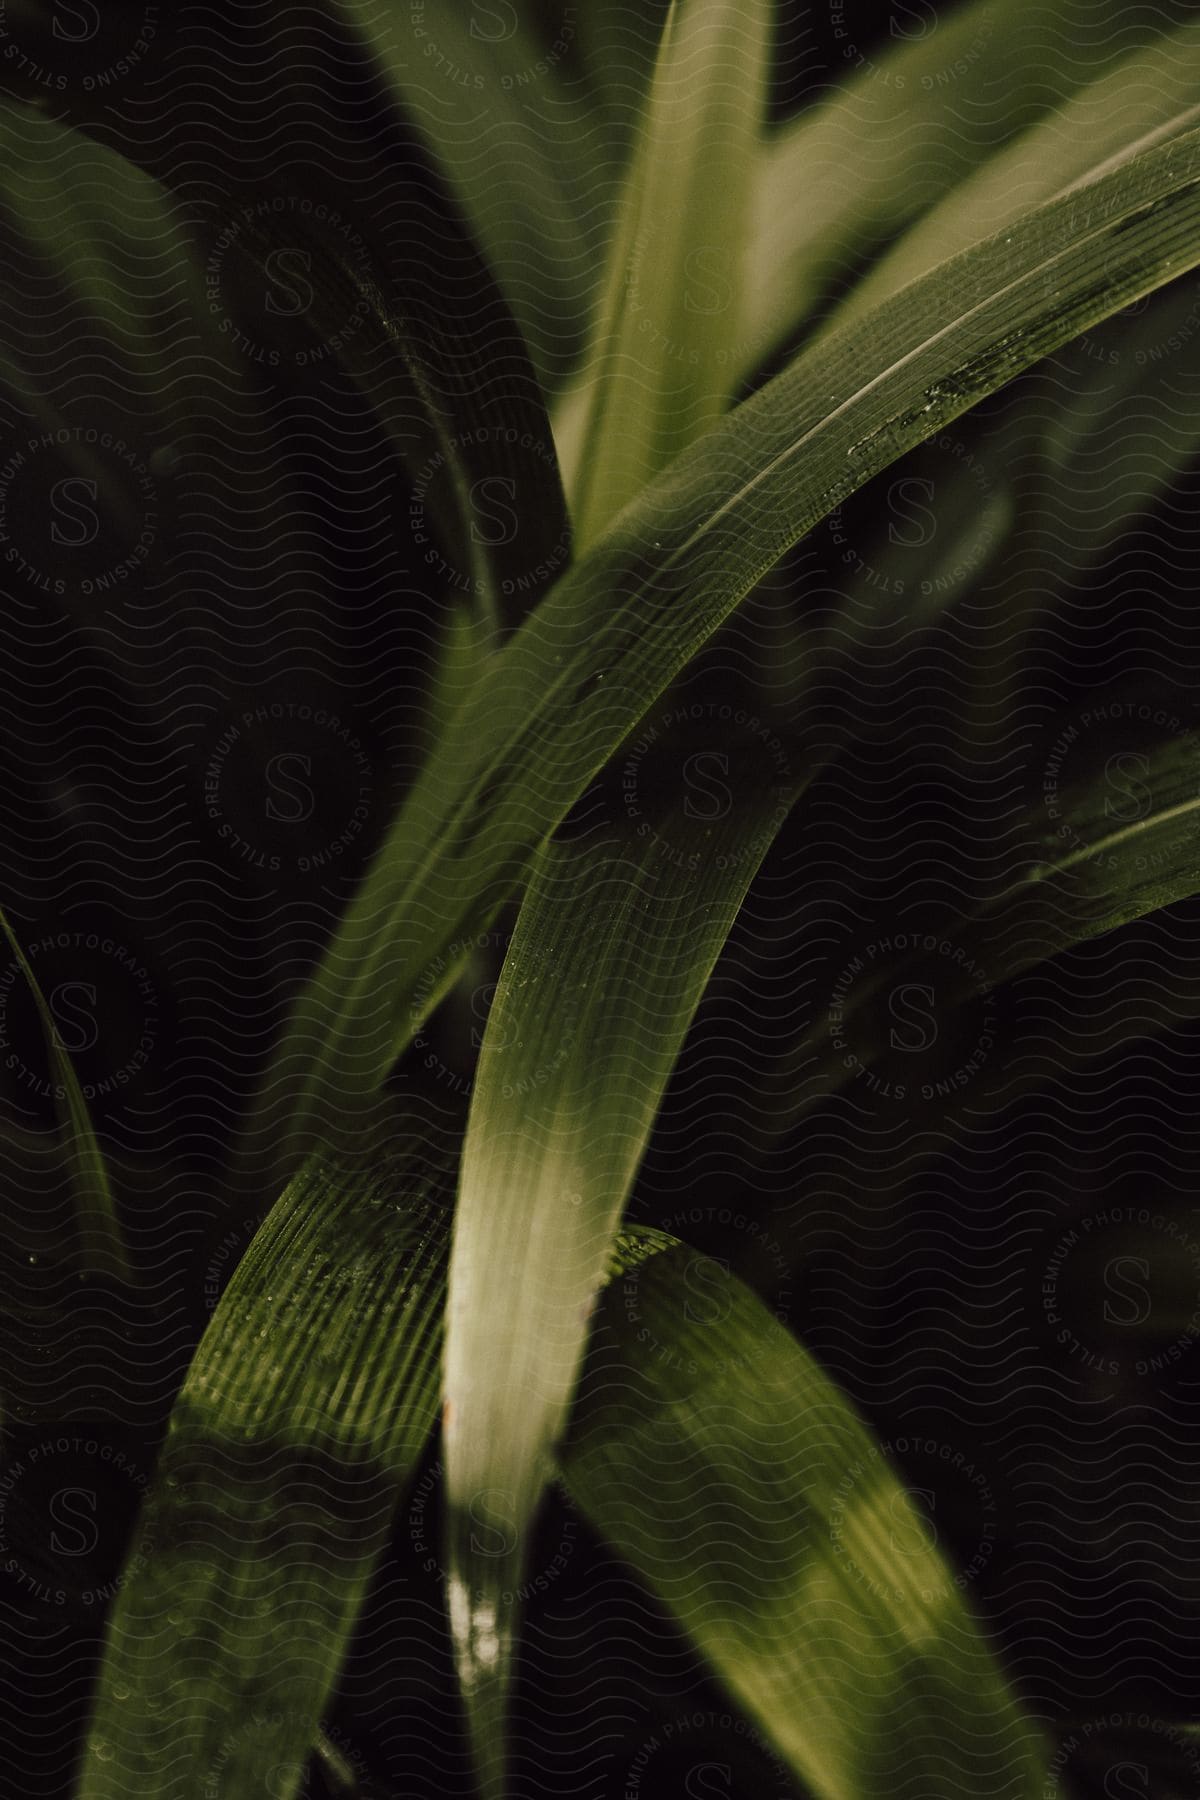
[{"left": 3, "top": 3, "right": 1200, "bottom": 1797}]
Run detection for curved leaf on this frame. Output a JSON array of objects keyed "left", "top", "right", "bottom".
[
  {"left": 759, "top": 731, "right": 1200, "bottom": 1139},
  {"left": 444, "top": 724, "right": 804, "bottom": 1794},
  {"left": 0, "top": 907, "right": 124, "bottom": 1280},
  {"left": 11, "top": 4, "right": 570, "bottom": 643},
  {"left": 0, "top": 93, "right": 244, "bottom": 514},
  {"left": 742, "top": 0, "right": 1067, "bottom": 367},
  {"left": 246, "top": 119, "right": 1200, "bottom": 1195},
  {"left": 85, "top": 1157, "right": 1037, "bottom": 1800},
  {"left": 552, "top": 0, "right": 1161, "bottom": 459},
  {"left": 836, "top": 15, "right": 1200, "bottom": 327},
  {"left": 953, "top": 273, "right": 1200, "bottom": 741},
  {"left": 562, "top": 1237, "right": 1045, "bottom": 1800},
  {"left": 336, "top": 0, "right": 604, "bottom": 391},
  {"left": 568, "top": 0, "right": 772, "bottom": 543},
  {"left": 209, "top": 194, "right": 571, "bottom": 641},
  {"left": 80, "top": 1104, "right": 459, "bottom": 1800}
]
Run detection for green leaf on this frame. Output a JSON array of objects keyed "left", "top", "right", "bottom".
[
  {"left": 952, "top": 275, "right": 1200, "bottom": 740},
  {"left": 0, "top": 907, "right": 125, "bottom": 1281},
  {"left": 443, "top": 725, "right": 804, "bottom": 1795},
  {"left": 552, "top": 0, "right": 1162, "bottom": 456},
  {"left": 81, "top": 1105, "right": 458, "bottom": 1800},
  {"left": 561, "top": 1238, "right": 1045, "bottom": 1800},
  {"left": 572, "top": 0, "right": 668, "bottom": 122},
  {"left": 0, "top": 90, "right": 358, "bottom": 709},
  {"left": 567, "top": 0, "right": 772, "bottom": 544},
  {"left": 1040, "top": 280, "right": 1200, "bottom": 533},
  {"left": 336, "top": 0, "right": 605, "bottom": 392},
  {"left": 0, "top": 94, "right": 244, "bottom": 517},
  {"left": 759, "top": 731, "right": 1200, "bottom": 1138},
  {"left": 4, "top": 13, "right": 571, "bottom": 646},
  {"left": 948, "top": 727, "right": 1200, "bottom": 968},
  {"left": 835, "top": 15, "right": 1200, "bottom": 328},
  {"left": 245, "top": 119, "right": 1200, "bottom": 1197},
  {"left": 742, "top": 0, "right": 1092, "bottom": 375},
  {"left": 0, "top": 95, "right": 230, "bottom": 404},
  {"left": 210, "top": 194, "right": 571, "bottom": 642},
  {"left": 419, "top": 601, "right": 501, "bottom": 756},
  {"left": 85, "top": 1144, "right": 1037, "bottom": 1800}
]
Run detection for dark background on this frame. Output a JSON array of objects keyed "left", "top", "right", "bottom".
[{"left": 2, "top": 2, "right": 1200, "bottom": 1794}]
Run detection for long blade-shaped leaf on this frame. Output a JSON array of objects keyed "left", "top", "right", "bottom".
[
  {"left": 953, "top": 272, "right": 1200, "bottom": 743},
  {"left": 0, "top": 908, "right": 125, "bottom": 1280},
  {"left": 246, "top": 121, "right": 1200, "bottom": 1196},
  {"left": 443, "top": 729, "right": 804, "bottom": 1795},
  {"left": 568, "top": 0, "right": 772, "bottom": 544},
  {"left": 86, "top": 1166, "right": 1037, "bottom": 1800},
  {"left": 439, "top": 373, "right": 1040, "bottom": 1784},
  {"left": 81, "top": 1104, "right": 459, "bottom": 1800},
  {"left": 552, "top": 0, "right": 1161, "bottom": 461},
  {"left": 837, "top": 15, "right": 1200, "bottom": 327},
  {"left": 439, "top": 433, "right": 1017, "bottom": 1783},
  {"left": 561, "top": 1235, "right": 1045, "bottom": 1800},
  {"left": 760, "top": 731, "right": 1200, "bottom": 1140},
  {"left": 0, "top": 94, "right": 245, "bottom": 422},
  {"left": 1038, "top": 281, "right": 1200, "bottom": 563},
  {"left": 10, "top": 4, "right": 570, "bottom": 645},
  {"left": 741, "top": 0, "right": 1076, "bottom": 369},
  {"left": 0, "top": 93, "right": 249, "bottom": 573},
  {"left": 210, "top": 194, "right": 571, "bottom": 642},
  {"left": 336, "top": 0, "right": 604, "bottom": 391}
]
